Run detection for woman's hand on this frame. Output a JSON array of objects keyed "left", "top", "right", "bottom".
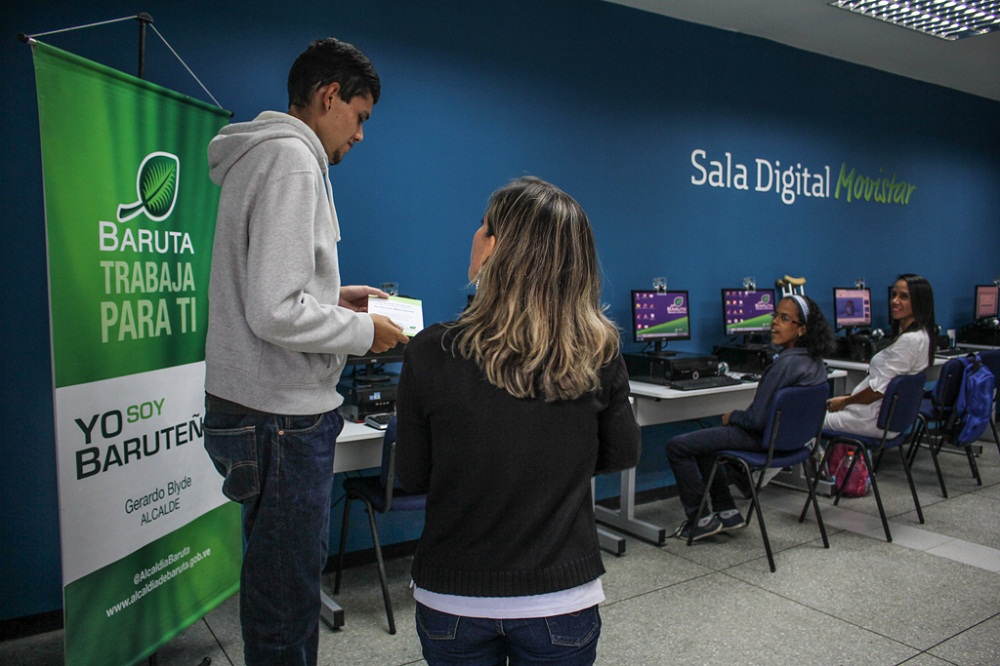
[{"left": 826, "top": 396, "right": 850, "bottom": 412}]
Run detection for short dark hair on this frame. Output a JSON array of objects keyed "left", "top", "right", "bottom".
[
  {"left": 785, "top": 295, "right": 836, "bottom": 358},
  {"left": 287, "top": 38, "right": 381, "bottom": 109}
]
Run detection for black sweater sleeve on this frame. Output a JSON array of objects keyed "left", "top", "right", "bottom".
[{"left": 595, "top": 354, "right": 642, "bottom": 475}]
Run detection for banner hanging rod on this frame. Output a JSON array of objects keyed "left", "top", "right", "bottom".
[{"left": 16, "top": 13, "right": 224, "bottom": 109}]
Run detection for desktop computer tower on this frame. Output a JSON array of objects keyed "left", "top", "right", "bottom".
[
  {"left": 712, "top": 344, "right": 774, "bottom": 373},
  {"left": 337, "top": 373, "right": 398, "bottom": 421},
  {"left": 624, "top": 352, "right": 719, "bottom": 384}
]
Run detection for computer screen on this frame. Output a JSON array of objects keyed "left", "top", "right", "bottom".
[
  {"left": 833, "top": 287, "right": 872, "bottom": 329},
  {"left": 975, "top": 284, "right": 999, "bottom": 318},
  {"left": 632, "top": 290, "right": 691, "bottom": 353},
  {"left": 722, "top": 288, "right": 775, "bottom": 336}
]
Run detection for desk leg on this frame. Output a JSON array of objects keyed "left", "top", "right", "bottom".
[
  {"left": 594, "top": 467, "right": 666, "bottom": 545},
  {"left": 320, "top": 591, "right": 344, "bottom": 630},
  {"left": 597, "top": 527, "right": 626, "bottom": 556}
]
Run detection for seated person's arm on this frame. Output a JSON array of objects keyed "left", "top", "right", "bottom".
[
  {"left": 827, "top": 386, "right": 882, "bottom": 412},
  {"left": 727, "top": 359, "right": 792, "bottom": 432}
]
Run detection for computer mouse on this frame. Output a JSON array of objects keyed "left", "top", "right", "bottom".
[{"left": 741, "top": 373, "right": 762, "bottom": 382}]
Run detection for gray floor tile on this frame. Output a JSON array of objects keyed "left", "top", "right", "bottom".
[
  {"left": 927, "top": 613, "right": 1000, "bottom": 666},
  {"left": 896, "top": 653, "right": 964, "bottom": 665},
  {"left": 317, "top": 556, "right": 426, "bottom": 666},
  {"left": 916, "top": 491, "right": 1000, "bottom": 551},
  {"left": 598, "top": 572, "right": 918, "bottom": 666},
  {"left": 599, "top": 535, "right": 714, "bottom": 604},
  {"left": 926, "top": 538, "right": 1000, "bottom": 572},
  {"left": 635, "top": 495, "right": 831, "bottom": 573},
  {"left": 725, "top": 530, "right": 1000, "bottom": 652},
  {"left": 0, "top": 628, "right": 63, "bottom": 665}
]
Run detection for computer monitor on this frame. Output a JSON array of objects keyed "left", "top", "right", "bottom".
[
  {"left": 631, "top": 289, "right": 691, "bottom": 356},
  {"left": 833, "top": 287, "right": 872, "bottom": 329},
  {"left": 344, "top": 342, "right": 406, "bottom": 382},
  {"left": 975, "top": 284, "right": 999, "bottom": 318},
  {"left": 722, "top": 288, "right": 775, "bottom": 341}
]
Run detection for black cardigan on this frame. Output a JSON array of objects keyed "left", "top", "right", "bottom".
[{"left": 395, "top": 323, "right": 641, "bottom": 597}]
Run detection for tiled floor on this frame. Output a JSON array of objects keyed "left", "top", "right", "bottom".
[{"left": 3, "top": 437, "right": 999, "bottom": 665}]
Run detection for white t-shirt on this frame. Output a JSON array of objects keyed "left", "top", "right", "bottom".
[
  {"left": 413, "top": 578, "right": 604, "bottom": 619},
  {"left": 824, "top": 329, "right": 930, "bottom": 438}
]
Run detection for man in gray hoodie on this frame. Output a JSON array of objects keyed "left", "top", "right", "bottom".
[{"left": 203, "top": 38, "right": 408, "bottom": 666}]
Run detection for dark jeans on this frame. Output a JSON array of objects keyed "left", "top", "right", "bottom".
[
  {"left": 204, "top": 405, "right": 343, "bottom": 666},
  {"left": 415, "top": 603, "right": 601, "bottom": 666},
  {"left": 665, "top": 425, "right": 761, "bottom": 520}
]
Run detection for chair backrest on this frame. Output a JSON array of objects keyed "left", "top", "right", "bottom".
[
  {"left": 378, "top": 418, "right": 399, "bottom": 506},
  {"left": 876, "top": 372, "right": 926, "bottom": 433},
  {"left": 932, "top": 359, "right": 965, "bottom": 409},
  {"left": 761, "top": 383, "right": 830, "bottom": 454}
]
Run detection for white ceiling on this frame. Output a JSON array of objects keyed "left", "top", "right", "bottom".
[{"left": 604, "top": 0, "right": 1000, "bottom": 102}]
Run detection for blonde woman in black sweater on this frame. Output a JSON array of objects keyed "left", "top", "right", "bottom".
[{"left": 396, "top": 177, "right": 641, "bottom": 666}]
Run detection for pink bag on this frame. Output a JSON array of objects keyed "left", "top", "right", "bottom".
[{"left": 826, "top": 443, "right": 871, "bottom": 497}]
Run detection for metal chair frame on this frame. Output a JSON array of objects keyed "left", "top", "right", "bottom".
[{"left": 691, "top": 384, "right": 830, "bottom": 572}]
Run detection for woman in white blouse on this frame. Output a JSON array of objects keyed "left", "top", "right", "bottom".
[{"left": 825, "top": 274, "right": 936, "bottom": 437}]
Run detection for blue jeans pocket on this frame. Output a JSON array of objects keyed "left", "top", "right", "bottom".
[
  {"left": 416, "top": 604, "right": 461, "bottom": 641},
  {"left": 204, "top": 422, "right": 260, "bottom": 503},
  {"left": 545, "top": 606, "right": 601, "bottom": 647}
]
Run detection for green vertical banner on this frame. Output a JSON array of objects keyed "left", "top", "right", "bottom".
[{"left": 31, "top": 41, "right": 241, "bottom": 666}]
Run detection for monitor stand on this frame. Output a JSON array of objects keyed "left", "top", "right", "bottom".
[
  {"left": 737, "top": 334, "right": 770, "bottom": 349},
  {"left": 645, "top": 340, "right": 677, "bottom": 357}
]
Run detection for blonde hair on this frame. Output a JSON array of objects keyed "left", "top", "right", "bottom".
[{"left": 450, "top": 177, "right": 619, "bottom": 401}]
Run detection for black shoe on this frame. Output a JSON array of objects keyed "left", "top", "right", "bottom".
[
  {"left": 675, "top": 515, "right": 723, "bottom": 542},
  {"left": 717, "top": 510, "right": 746, "bottom": 532}
]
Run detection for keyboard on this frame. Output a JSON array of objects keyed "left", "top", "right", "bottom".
[
  {"left": 364, "top": 412, "right": 394, "bottom": 430},
  {"left": 668, "top": 375, "right": 743, "bottom": 391},
  {"left": 937, "top": 348, "right": 968, "bottom": 357}
]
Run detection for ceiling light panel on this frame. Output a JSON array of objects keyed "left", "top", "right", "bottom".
[{"left": 830, "top": 1, "right": 1000, "bottom": 40}]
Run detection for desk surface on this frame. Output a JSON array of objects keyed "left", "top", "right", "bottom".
[
  {"left": 628, "top": 370, "right": 847, "bottom": 427},
  {"left": 334, "top": 420, "right": 384, "bottom": 473},
  {"left": 824, "top": 356, "right": 947, "bottom": 372}
]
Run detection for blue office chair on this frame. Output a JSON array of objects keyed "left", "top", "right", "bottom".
[
  {"left": 691, "top": 384, "right": 830, "bottom": 573},
  {"left": 333, "top": 418, "right": 426, "bottom": 635},
  {"left": 802, "top": 372, "right": 926, "bottom": 543},
  {"left": 978, "top": 350, "right": 1000, "bottom": 458},
  {"left": 908, "top": 358, "right": 981, "bottom": 497}
]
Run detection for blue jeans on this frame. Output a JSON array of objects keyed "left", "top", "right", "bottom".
[
  {"left": 665, "top": 425, "right": 761, "bottom": 520},
  {"left": 415, "top": 603, "right": 601, "bottom": 666},
  {"left": 204, "top": 405, "right": 343, "bottom": 666}
]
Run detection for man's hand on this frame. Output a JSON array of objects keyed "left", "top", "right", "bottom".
[
  {"left": 369, "top": 313, "right": 408, "bottom": 353},
  {"left": 340, "top": 285, "right": 390, "bottom": 312}
]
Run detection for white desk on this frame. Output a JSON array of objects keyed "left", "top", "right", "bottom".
[
  {"left": 334, "top": 420, "right": 385, "bottom": 472},
  {"left": 321, "top": 420, "right": 385, "bottom": 629},
  {"left": 824, "top": 356, "right": 945, "bottom": 394},
  {"left": 595, "top": 371, "right": 847, "bottom": 544}
]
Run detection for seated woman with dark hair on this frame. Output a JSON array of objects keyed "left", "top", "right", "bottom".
[
  {"left": 665, "top": 294, "right": 836, "bottom": 541},
  {"left": 825, "top": 274, "right": 935, "bottom": 437}
]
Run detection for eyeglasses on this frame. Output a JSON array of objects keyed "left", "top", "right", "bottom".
[{"left": 770, "top": 312, "right": 803, "bottom": 325}]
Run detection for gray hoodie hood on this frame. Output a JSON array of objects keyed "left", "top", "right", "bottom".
[{"left": 208, "top": 111, "right": 328, "bottom": 187}]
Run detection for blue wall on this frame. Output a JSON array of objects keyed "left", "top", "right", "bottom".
[{"left": 3, "top": 0, "right": 998, "bottom": 620}]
